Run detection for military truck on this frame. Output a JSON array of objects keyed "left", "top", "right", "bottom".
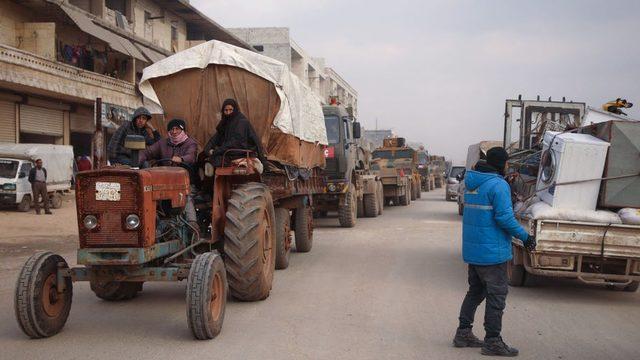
[
  {"left": 416, "top": 146, "right": 431, "bottom": 192},
  {"left": 428, "top": 155, "right": 446, "bottom": 189},
  {"left": 313, "top": 105, "right": 383, "bottom": 228},
  {"left": 371, "top": 137, "right": 414, "bottom": 206}
]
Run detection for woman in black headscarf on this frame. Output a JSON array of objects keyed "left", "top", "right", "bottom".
[{"left": 204, "top": 98, "right": 265, "bottom": 166}]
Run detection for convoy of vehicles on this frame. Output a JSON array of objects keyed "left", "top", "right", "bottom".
[
  {"left": 312, "top": 105, "right": 383, "bottom": 227},
  {"left": 0, "top": 144, "right": 73, "bottom": 211}
]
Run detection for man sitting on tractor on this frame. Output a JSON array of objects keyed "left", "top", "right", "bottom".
[
  {"left": 203, "top": 98, "right": 266, "bottom": 167},
  {"left": 107, "top": 107, "right": 161, "bottom": 165},
  {"left": 139, "top": 118, "right": 198, "bottom": 228}
]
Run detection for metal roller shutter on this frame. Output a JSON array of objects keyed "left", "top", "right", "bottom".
[
  {"left": 20, "top": 105, "right": 63, "bottom": 136},
  {"left": 0, "top": 101, "right": 16, "bottom": 143},
  {"left": 70, "top": 112, "right": 95, "bottom": 134}
]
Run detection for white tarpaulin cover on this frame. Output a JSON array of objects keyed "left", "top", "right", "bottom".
[
  {"left": 0, "top": 144, "right": 74, "bottom": 187},
  {"left": 139, "top": 40, "right": 327, "bottom": 145}
]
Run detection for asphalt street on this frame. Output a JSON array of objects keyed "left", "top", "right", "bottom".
[{"left": 0, "top": 189, "right": 638, "bottom": 360}]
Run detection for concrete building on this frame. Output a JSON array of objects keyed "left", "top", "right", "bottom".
[
  {"left": 0, "top": 0, "right": 251, "bottom": 156},
  {"left": 363, "top": 129, "right": 394, "bottom": 150},
  {"left": 228, "top": 27, "right": 358, "bottom": 116}
]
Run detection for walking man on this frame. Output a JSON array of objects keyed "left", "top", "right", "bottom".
[
  {"left": 28, "top": 159, "right": 51, "bottom": 215},
  {"left": 453, "top": 147, "right": 536, "bottom": 357}
]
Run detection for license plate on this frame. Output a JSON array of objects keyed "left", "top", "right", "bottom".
[{"left": 95, "top": 182, "right": 121, "bottom": 201}]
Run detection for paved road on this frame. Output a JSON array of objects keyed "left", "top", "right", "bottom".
[{"left": 1, "top": 189, "right": 638, "bottom": 359}]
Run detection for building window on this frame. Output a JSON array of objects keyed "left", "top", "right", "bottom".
[
  {"left": 253, "top": 45, "right": 264, "bottom": 52},
  {"left": 106, "top": 0, "right": 127, "bottom": 14}
]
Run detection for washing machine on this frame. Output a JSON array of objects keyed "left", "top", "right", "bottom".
[{"left": 536, "top": 131, "right": 610, "bottom": 210}]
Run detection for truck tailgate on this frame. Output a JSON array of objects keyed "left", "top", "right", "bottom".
[{"left": 533, "top": 220, "right": 640, "bottom": 258}]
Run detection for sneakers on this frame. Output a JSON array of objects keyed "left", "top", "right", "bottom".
[
  {"left": 453, "top": 328, "right": 484, "bottom": 348},
  {"left": 481, "top": 337, "right": 519, "bottom": 357}
]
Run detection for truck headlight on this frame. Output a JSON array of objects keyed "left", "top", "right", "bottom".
[
  {"left": 328, "top": 183, "right": 337, "bottom": 192},
  {"left": 83, "top": 215, "right": 98, "bottom": 230},
  {"left": 125, "top": 214, "right": 140, "bottom": 230},
  {"left": 2, "top": 183, "right": 16, "bottom": 191}
]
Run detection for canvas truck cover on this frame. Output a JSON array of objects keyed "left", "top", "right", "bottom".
[
  {"left": 139, "top": 40, "right": 327, "bottom": 169},
  {"left": 0, "top": 144, "right": 73, "bottom": 187}
]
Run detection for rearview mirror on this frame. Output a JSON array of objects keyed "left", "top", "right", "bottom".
[
  {"left": 353, "top": 122, "right": 361, "bottom": 139},
  {"left": 456, "top": 173, "right": 464, "bottom": 181}
]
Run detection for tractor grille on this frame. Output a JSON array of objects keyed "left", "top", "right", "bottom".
[{"left": 77, "top": 174, "right": 141, "bottom": 248}]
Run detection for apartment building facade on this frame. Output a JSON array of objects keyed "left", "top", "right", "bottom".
[
  {"left": 0, "top": 0, "right": 250, "bottom": 156},
  {"left": 228, "top": 27, "right": 358, "bottom": 117}
]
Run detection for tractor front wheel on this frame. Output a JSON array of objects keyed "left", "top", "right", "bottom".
[
  {"left": 15, "top": 251, "right": 73, "bottom": 338},
  {"left": 224, "top": 183, "right": 276, "bottom": 301},
  {"left": 187, "top": 251, "right": 227, "bottom": 340}
]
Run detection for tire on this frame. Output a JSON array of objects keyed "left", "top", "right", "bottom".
[
  {"left": 224, "top": 182, "right": 276, "bottom": 301},
  {"left": 357, "top": 196, "right": 364, "bottom": 218},
  {"left": 416, "top": 181, "right": 422, "bottom": 199},
  {"left": 50, "top": 193, "right": 63, "bottom": 209},
  {"left": 338, "top": 184, "right": 357, "bottom": 227},
  {"left": 377, "top": 182, "right": 384, "bottom": 215},
  {"left": 187, "top": 251, "right": 227, "bottom": 340},
  {"left": 90, "top": 280, "right": 142, "bottom": 301},
  {"left": 399, "top": 184, "right": 410, "bottom": 206},
  {"left": 410, "top": 181, "right": 417, "bottom": 201},
  {"left": 17, "top": 195, "right": 31, "bottom": 212},
  {"left": 294, "top": 203, "right": 313, "bottom": 253},
  {"left": 623, "top": 281, "right": 639, "bottom": 292},
  {"left": 15, "top": 251, "right": 73, "bottom": 338},
  {"left": 458, "top": 202, "right": 464, "bottom": 216},
  {"left": 274, "top": 208, "right": 292, "bottom": 269},
  {"left": 363, "top": 193, "right": 378, "bottom": 217},
  {"left": 507, "top": 258, "right": 526, "bottom": 287}
]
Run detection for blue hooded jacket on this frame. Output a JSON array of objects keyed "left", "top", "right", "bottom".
[{"left": 462, "top": 167, "right": 529, "bottom": 265}]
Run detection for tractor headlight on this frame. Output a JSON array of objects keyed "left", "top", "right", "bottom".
[
  {"left": 125, "top": 214, "right": 140, "bottom": 230},
  {"left": 83, "top": 215, "right": 98, "bottom": 230}
]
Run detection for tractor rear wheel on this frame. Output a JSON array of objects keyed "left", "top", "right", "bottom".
[
  {"left": 90, "top": 280, "right": 142, "bottom": 301},
  {"left": 274, "top": 208, "right": 292, "bottom": 269},
  {"left": 224, "top": 183, "right": 275, "bottom": 301},
  {"left": 294, "top": 203, "right": 313, "bottom": 253},
  {"left": 338, "top": 184, "right": 357, "bottom": 227},
  {"left": 187, "top": 251, "right": 227, "bottom": 340},
  {"left": 363, "top": 193, "right": 378, "bottom": 217},
  {"left": 15, "top": 251, "right": 73, "bottom": 338}
]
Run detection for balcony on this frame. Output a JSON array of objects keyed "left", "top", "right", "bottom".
[{"left": 0, "top": 44, "right": 140, "bottom": 109}]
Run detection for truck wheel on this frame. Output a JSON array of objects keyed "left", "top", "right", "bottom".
[
  {"left": 294, "top": 203, "right": 313, "bottom": 253},
  {"left": 623, "top": 281, "right": 639, "bottom": 292},
  {"left": 400, "top": 183, "right": 410, "bottom": 206},
  {"left": 224, "top": 183, "right": 275, "bottom": 301},
  {"left": 416, "top": 181, "right": 422, "bottom": 199},
  {"left": 357, "top": 196, "right": 364, "bottom": 218},
  {"left": 507, "top": 259, "right": 526, "bottom": 287},
  {"left": 377, "top": 183, "right": 384, "bottom": 215},
  {"left": 90, "top": 280, "right": 142, "bottom": 301},
  {"left": 15, "top": 251, "right": 73, "bottom": 338},
  {"left": 187, "top": 251, "right": 227, "bottom": 340},
  {"left": 17, "top": 195, "right": 31, "bottom": 212},
  {"left": 338, "top": 184, "right": 357, "bottom": 227},
  {"left": 50, "top": 193, "right": 63, "bottom": 209},
  {"left": 410, "top": 181, "right": 417, "bottom": 201},
  {"left": 363, "top": 193, "right": 378, "bottom": 218},
  {"left": 274, "top": 208, "right": 292, "bottom": 269}
]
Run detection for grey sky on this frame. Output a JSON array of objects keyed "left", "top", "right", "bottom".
[{"left": 193, "top": 0, "right": 640, "bottom": 163}]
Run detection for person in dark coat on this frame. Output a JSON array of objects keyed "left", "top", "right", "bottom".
[
  {"left": 140, "top": 118, "right": 198, "bottom": 227},
  {"left": 203, "top": 99, "right": 266, "bottom": 167},
  {"left": 107, "top": 107, "right": 160, "bottom": 165},
  {"left": 27, "top": 159, "right": 51, "bottom": 215},
  {"left": 453, "top": 147, "right": 536, "bottom": 357}
]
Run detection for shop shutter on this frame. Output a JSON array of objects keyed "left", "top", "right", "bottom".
[
  {"left": 70, "top": 112, "right": 95, "bottom": 134},
  {"left": 0, "top": 101, "right": 16, "bottom": 143},
  {"left": 19, "top": 105, "right": 63, "bottom": 136}
]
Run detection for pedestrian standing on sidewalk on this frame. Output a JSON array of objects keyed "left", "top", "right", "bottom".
[
  {"left": 27, "top": 159, "right": 52, "bottom": 215},
  {"left": 452, "top": 147, "right": 536, "bottom": 357}
]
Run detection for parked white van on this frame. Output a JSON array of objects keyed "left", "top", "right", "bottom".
[{"left": 0, "top": 144, "right": 74, "bottom": 211}]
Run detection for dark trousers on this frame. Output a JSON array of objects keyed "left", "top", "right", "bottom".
[
  {"left": 31, "top": 182, "right": 50, "bottom": 213},
  {"left": 458, "top": 262, "right": 508, "bottom": 339}
]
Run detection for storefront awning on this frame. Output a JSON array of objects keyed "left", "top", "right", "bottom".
[{"left": 59, "top": 4, "right": 147, "bottom": 62}]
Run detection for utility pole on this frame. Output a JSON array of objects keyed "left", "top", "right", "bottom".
[{"left": 92, "top": 97, "right": 104, "bottom": 169}]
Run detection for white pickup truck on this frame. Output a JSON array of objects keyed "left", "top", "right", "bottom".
[{"left": 509, "top": 218, "right": 640, "bottom": 292}]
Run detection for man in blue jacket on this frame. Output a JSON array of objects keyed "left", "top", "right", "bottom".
[{"left": 452, "top": 147, "right": 536, "bottom": 357}]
